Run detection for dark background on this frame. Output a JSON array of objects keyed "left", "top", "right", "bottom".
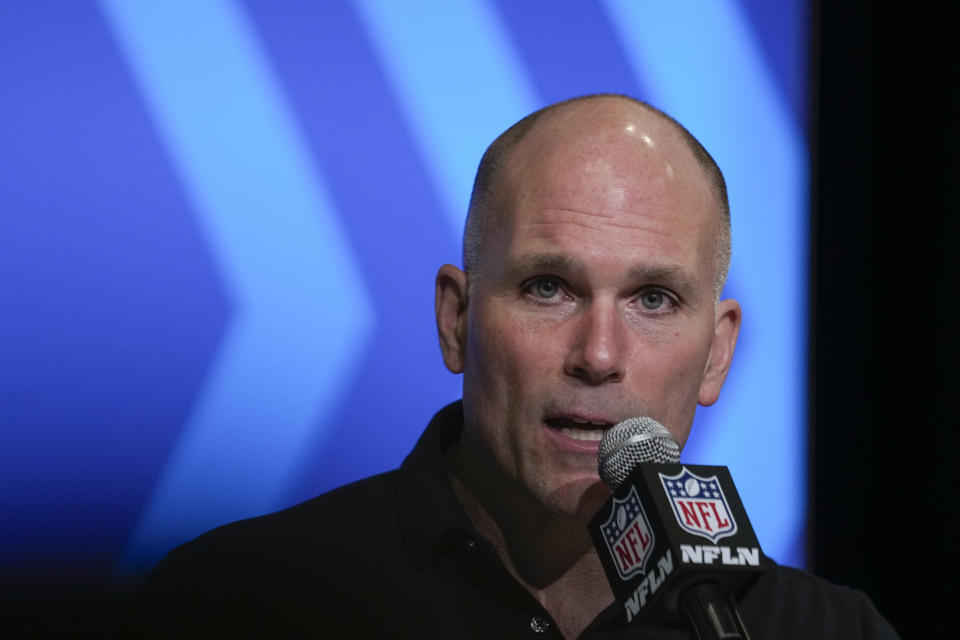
[{"left": 811, "top": 2, "right": 956, "bottom": 637}]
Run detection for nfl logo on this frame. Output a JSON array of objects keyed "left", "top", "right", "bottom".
[
  {"left": 659, "top": 468, "right": 738, "bottom": 543},
  {"left": 600, "top": 486, "right": 656, "bottom": 580}
]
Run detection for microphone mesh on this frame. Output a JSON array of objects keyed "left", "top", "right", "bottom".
[{"left": 598, "top": 417, "right": 681, "bottom": 491}]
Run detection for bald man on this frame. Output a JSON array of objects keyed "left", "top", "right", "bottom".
[{"left": 139, "top": 95, "right": 899, "bottom": 639}]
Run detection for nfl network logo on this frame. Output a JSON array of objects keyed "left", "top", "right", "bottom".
[
  {"left": 659, "top": 468, "right": 738, "bottom": 543},
  {"left": 600, "top": 486, "right": 656, "bottom": 580}
]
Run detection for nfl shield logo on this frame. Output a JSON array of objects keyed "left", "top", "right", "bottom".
[
  {"left": 600, "top": 486, "right": 656, "bottom": 580},
  {"left": 659, "top": 468, "right": 738, "bottom": 543}
]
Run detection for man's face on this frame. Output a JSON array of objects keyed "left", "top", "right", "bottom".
[{"left": 438, "top": 104, "right": 740, "bottom": 520}]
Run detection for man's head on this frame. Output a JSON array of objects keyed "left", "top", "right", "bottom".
[{"left": 436, "top": 94, "right": 741, "bottom": 521}]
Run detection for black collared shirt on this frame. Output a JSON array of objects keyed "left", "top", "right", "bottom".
[{"left": 138, "top": 402, "right": 898, "bottom": 638}]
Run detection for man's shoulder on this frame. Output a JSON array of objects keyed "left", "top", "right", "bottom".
[
  {"left": 137, "top": 470, "right": 410, "bottom": 626},
  {"left": 167, "top": 470, "right": 400, "bottom": 560},
  {"left": 741, "top": 562, "right": 899, "bottom": 639}
]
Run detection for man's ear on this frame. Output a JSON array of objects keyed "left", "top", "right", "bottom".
[
  {"left": 435, "top": 264, "right": 469, "bottom": 374},
  {"left": 698, "top": 299, "right": 742, "bottom": 406}
]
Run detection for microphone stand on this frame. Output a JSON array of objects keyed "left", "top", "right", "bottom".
[{"left": 679, "top": 581, "right": 752, "bottom": 640}]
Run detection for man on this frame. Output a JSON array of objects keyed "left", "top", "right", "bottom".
[{"left": 139, "top": 95, "right": 898, "bottom": 638}]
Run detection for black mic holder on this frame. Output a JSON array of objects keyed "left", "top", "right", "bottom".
[{"left": 588, "top": 463, "right": 763, "bottom": 639}]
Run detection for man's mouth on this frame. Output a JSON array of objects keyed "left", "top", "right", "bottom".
[{"left": 545, "top": 417, "right": 614, "bottom": 442}]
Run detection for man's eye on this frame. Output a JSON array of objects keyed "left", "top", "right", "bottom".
[
  {"left": 532, "top": 278, "right": 561, "bottom": 299},
  {"left": 638, "top": 289, "right": 673, "bottom": 311}
]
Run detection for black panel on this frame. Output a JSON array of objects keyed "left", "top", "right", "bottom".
[{"left": 811, "top": 2, "right": 957, "bottom": 637}]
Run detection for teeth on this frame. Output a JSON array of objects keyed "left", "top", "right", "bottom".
[
  {"left": 571, "top": 418, "right": 608, "bottom": 426},
  {"left": 559, "top": 427, "right": 608, "bottom": 442}
]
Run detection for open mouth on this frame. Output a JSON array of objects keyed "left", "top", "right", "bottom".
[{"left": 545, "top": 417, "right": 614, "bottom": 442}]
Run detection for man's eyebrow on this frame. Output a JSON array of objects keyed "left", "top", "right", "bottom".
[
  {"left": 626, "top": 265, "right": 697, "bottom": 290},
  {"left": 504, "top": 253, "right": 582, "bottom": 276}
]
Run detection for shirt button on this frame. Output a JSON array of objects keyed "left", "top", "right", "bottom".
[{"left": 529, "top": 615, "right": 550, "bottom": 634}]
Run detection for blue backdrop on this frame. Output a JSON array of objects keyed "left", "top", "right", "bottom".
[{"left": 0, "top": 0, "right": 808, "bottom": 582}]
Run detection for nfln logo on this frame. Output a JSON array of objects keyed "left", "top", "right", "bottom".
[
  {"left": 600, "top": 486, "right": 656, "bottom": 580},
  {"left": 659, "top": 468, "right": 738, "bottom": 543}
]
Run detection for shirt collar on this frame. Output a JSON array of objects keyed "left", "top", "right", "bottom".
[{"left": 396, "top": 400, "right": 474, "bottom": 566}]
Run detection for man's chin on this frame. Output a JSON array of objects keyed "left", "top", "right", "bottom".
[{"left": 541, "top": 476, "right": 612, "bottom": 521}]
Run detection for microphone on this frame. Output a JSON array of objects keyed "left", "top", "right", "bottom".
[{"left": 588, "top": 418, "right": 763, "bottom": 639}]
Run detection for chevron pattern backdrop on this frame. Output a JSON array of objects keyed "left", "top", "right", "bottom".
[{"left": 0, "top": 0, "right": 808, "bottom": 581}]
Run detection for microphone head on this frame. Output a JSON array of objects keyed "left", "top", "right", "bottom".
[{"left": 598, "top": 417, "right": 681, "bottom": 490}]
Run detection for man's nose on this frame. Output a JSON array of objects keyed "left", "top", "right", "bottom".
[{"left": 563, "top": 299, "right": 625, "bottom": 385}]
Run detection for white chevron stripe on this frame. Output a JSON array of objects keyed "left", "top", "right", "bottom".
[
  {"left": 354, "top": 0, "right": 539, "bottom": 244},
  {"left": 100, "top": 0, "right": 374, "bottom": 571}
]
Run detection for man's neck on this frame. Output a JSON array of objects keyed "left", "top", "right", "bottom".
[{"left": 447, "top": 450, "right": 613, "bottom": 639}]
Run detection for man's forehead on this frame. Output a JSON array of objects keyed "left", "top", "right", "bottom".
[{"left": 469, "top": 96, "right": 727, "bottom": 298}]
